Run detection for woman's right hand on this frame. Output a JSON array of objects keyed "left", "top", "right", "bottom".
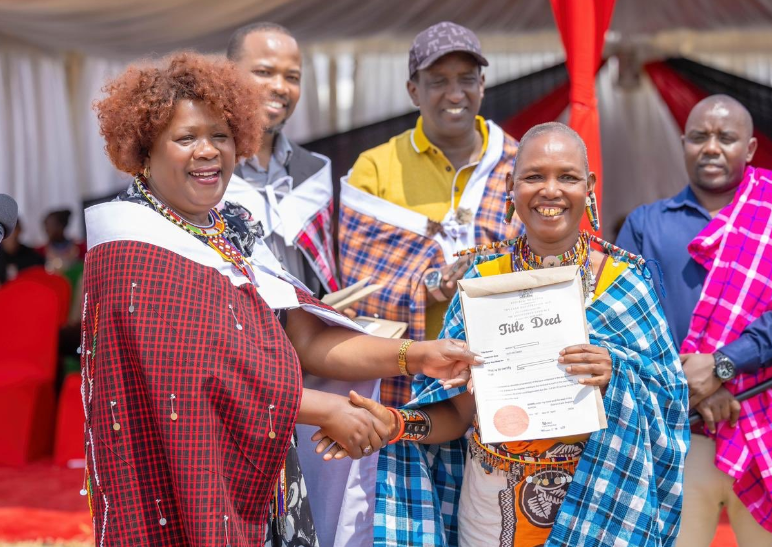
[
  {"left": 348, "top": 390, "right": 399, "bottom": 439},
  {"left": 310, "top": 391, "right": 392, "bottom": 461},
  {"left": 559, "top": 343, "right": 613, "bottom": 395}
]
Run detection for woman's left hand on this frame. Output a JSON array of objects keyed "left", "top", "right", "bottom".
[
  {"left": 408, "top": 339, "right": 484, "bottom": 388},
  {"left": 559, "top": 344, "right": 613, "bottom": 395}
]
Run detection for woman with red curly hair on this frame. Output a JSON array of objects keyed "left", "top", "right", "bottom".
[{"left": 81, "top": 52, "right": 480, "bottom": 546}]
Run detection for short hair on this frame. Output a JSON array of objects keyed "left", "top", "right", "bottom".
[
  {"left": 45, "top": 209, "right": 72, "bottom": 228},
  {"left": 687, "top": 94, "right": 754, "bottom": 136},
  {"left": 94, "top": 52, "right": 263, "bottom": 175},
  {"left": 226, "top": 22, "right": 293, "bottom": 61},
  {"left": 516, "top": 122, "right": 589, "bottom": 175}
]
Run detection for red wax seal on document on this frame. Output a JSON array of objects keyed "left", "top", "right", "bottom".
[{"left": 493, "top": 405, "right": 530, "bottom": 437}]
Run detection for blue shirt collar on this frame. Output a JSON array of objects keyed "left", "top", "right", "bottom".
[{"left": 663, "top": 185, "right": 711, "bottom": 218}]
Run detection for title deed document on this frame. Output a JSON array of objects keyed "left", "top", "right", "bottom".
[{"left": 458, "top": 265, "right": 606, "bottom": 444}]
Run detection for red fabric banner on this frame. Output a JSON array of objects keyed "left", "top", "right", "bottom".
[
  {"left": 501, "top": 82, "right": 570, "bottom": 141},
  {"left": 646, "top": 61, "right": 772, "bottom": 169},
  {"left": 550, "top": 0, "right": 617, "bottom": 235}
]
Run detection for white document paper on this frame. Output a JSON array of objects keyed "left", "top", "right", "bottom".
[{"left": 458, "top": 266, "right": 606, "bottom": 444}]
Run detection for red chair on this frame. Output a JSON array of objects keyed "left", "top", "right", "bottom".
[
  {"left": 0, "top": 278, "right": 60, "bottom": 465},
  {"left": 53, "top": 373, "right": 85, "bottom": 467},
  {"left": 16, "top": 266, "right": 72, "bottom": 327},
  {"left": 16, "top": 269, "right": 82, "bottom": 466}
]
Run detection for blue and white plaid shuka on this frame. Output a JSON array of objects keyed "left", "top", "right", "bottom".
[{"left": 375, "top": 255, "right": 690, "bottom": 547}]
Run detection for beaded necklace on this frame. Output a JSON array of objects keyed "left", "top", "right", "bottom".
[
  {"left": 134, "top": 176, "right": 253, "bottom": 279},
  {"left": 512, "top": 232, "right": 596, "bottom": 301},
  {"left": 516, "top": 232, "right": 590, "bottom": 269},
  {"left": 454, "top": 232, "right": 648, "bottom": 302}
]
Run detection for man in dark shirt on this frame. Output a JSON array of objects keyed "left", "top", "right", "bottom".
[
  {"left": 224, "top": 23, "right": 368, "bottom": 547},
  {"left": 617, "top": 95, "right": 771, "bottom": 546},
  {"left": 224, "top": 22, "right": 337, "bottom": 298},
  {"left": 0, "top": 219, "right": 45, "bottom": 284}
]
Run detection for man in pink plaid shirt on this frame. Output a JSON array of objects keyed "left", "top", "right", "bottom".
[{"left": 617, "top": 95, "right": 772, "bottom": 546}]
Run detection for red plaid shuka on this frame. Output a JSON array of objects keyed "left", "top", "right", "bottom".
[
  {"left": 81, "top": 238, "right": 303, "bottom": 546},
  {"left": 295, "top": 200, "right": 339, "bottom": 292},
  {"left": 338, "top": 122, "right": 521, "bottom": 407},
  {"left": 682, "top": 166, "right": 772, "bottom": 531}
]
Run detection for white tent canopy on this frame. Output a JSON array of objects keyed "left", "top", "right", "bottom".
[
  {"left": 1, "top": 0, "right": 771, "bottom": 243},
  {"left": 1, "top": 0, "right": 771, "bottom": 57}
]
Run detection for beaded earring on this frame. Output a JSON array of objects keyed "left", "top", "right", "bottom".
[
  {"left": 585, "top": 192, "right": 600, "bottom": 231},
  {"left": 504, "top": 192, "right": 516, "bottom": 224}
]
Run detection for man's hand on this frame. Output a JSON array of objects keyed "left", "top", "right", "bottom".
[
  {"left": 440, "top": 256, "right": 473, "bottom": 299},
  {"left": 680, "top": 353, "right": 722, "bottom": 408},
  {"left": 311, "top": 391, "right": 396, "bottom": 460},
  {"left": 309, "top": 394, "right": 390, "bottom": 461},
  {"left": 559, "top": 344, "right": 613, "bottom": 395},
  {"left": 426, "top": 256, "right": 473, "bottom": 305},
  {"left": 695, "top": 386, "right": 741, "bottom": 434},
  {"left": 408, "top": 338, "right": 484, "bottom": 388}
]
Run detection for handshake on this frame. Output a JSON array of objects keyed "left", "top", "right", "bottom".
[
  {"left": 311, "top": 389, "right": 396, "bottom": 460},
  {"left": 308, "top": 338, "right": 480, "bottom": 460}
]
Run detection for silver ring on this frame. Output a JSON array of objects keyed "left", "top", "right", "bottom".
[{"left": 363, "top": 445, "right": 373, "bottom": 456}]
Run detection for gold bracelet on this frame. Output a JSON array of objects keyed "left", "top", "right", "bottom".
[{"left": 397, "top": 339, "right": 415, "bottom": 376}]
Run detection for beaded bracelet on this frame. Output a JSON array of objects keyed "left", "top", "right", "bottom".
[
  {"left": 399, "top": 408, "right": 432, "bottom": 442},
  {"left": 387, "top": 407, "right": 405, "bottom": 445}
]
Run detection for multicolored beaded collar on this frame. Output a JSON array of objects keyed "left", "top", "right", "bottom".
[
  {"left": 134, "top": 176, "right": 253, "bottom": 279},
  {"left": 454, "top": 231, "right": 646, "bottom": 270},
  {"left": 512, "top": 232, "right": 595, "bottom": 300},
  {"left": 453, "top": 231, "right": 648, "bottom": 301},
  {"left": 515, "top": 232, "right": 590, "bottom": 269}
]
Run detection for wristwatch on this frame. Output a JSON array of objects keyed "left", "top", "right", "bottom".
[
  {"left": 424, "top": 268, "right": 447, "bottom": 302},
  {"left": 713, "top": 351, "right": 737, "bottom": 382}
]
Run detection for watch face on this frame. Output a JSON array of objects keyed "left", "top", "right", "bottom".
[
  {"left": 425, "top": 270, "right": 442, "bottom": 289},
  {"left": 716, "top": 359, "right": 735, "bottom": 380}
]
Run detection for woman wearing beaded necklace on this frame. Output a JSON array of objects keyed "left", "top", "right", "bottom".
[
  {"left": 359, "top": 122, "right": 689, "bottom": 546},
  {"left": 82, "top": 52, "right": 481, "bottom": 547}
]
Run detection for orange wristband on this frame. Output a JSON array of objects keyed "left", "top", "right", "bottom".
[{"left": 387, "top": 407, "right": 405, "bottom": 444}]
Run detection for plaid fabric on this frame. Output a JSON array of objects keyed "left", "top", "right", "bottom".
[
  {"left": 681, "top": 166, "right": 772, "bottom": 531},
  {"left": 375, "top": 254, "right": 689, "bottom": 546},
  {"left": 296, "top": 199, "right": 339, "bottom": 292},
  {"left": 81, "top": 240, "right": 303, "bottom": 546},
  {"left": 339, "top": 129, "right": 521, "bottom": 408},
  {"left": 224, "top": 163, "right": 339, "bottom": 295}
]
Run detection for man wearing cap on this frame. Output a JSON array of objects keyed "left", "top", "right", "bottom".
[{"left": 338, "top": 22, "right": 522, "bottom": 408}]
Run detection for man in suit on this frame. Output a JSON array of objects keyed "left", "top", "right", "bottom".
[
  {"left": 226, "top": 22, "right": 338, "bottom": 297},
  {"left": 617, "top": 95, "right": 772, "bottom": 546}
]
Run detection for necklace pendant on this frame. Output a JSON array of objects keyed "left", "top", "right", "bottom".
[{"left": 542, "top": 256, "right": 561, "bottom": 268}]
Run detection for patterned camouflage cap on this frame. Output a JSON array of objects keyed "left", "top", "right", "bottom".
[{"left": 409, "top": 21, "right": 488, "bottom": 78}]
